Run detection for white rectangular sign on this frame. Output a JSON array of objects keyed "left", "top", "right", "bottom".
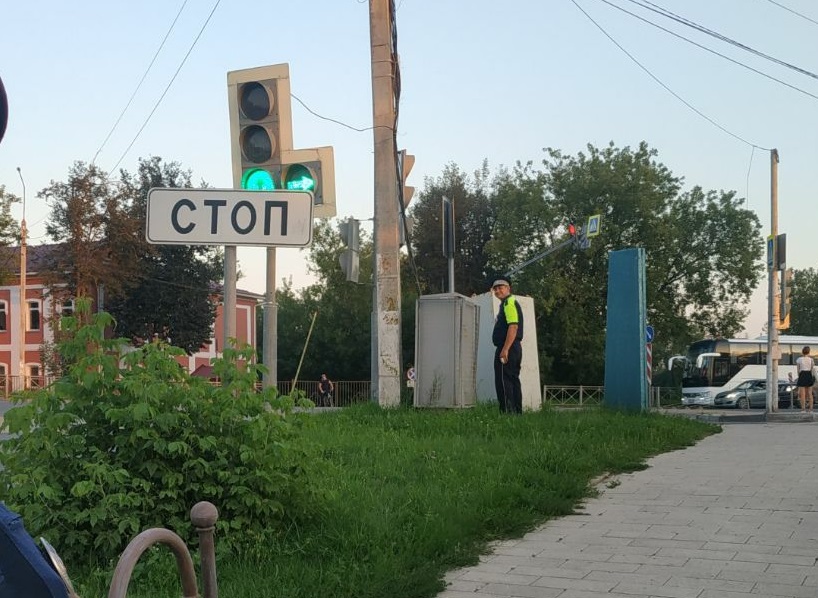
[{"left": 146, "top": 188, "right": 314, "bottom": 247}]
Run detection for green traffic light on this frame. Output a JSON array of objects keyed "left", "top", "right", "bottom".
[
  {"left": 284, "top": 164, "right": 316, "bottom": 192},
  {"left": 241, "top": 168, "right": 276, "bottom": 191}
]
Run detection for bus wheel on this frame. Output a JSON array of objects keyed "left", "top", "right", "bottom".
[{"left": 737, "top": 396, "right": 749, "bottom": 409}]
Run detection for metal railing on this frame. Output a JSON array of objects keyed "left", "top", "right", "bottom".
[
  {"left": 542, "top": 385, "right": 685, "bottom": 409},
  {"left": 274, "top": 380, "right": 372, "bottom": 408},
  {"left": 542, "top": 385, "right": 604, "bottom": 407}
]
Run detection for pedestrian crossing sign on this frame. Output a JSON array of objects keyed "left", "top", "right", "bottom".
[{"left": 586, "top": 214, "right": 601, "bottom": 238}]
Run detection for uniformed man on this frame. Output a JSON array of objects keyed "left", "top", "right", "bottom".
[{"left": 491, "top": 279, "right": 523, "bottom": 413}]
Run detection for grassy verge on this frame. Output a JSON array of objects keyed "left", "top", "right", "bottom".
[{"left": 75, "top": 404, "right": 717, "bottom": 597}]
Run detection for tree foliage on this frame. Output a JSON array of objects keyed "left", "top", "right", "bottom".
[
  {"left": 274, "top": 220, "right": 373, "bottom": 382},
  {"left": 409, "top": 162, "right": 495, "bottom": 295},
  {"left": 410, "top": 142, "right": 763, "bottom": 384},
  {"left": 106, "top": 157, "right": 223, "bottom": 353},
  {"left": 41, "top": 157, "right": 223, "bottom": 354},
  {"left": 788, "top": 268, "right": 818, "bottom": 335}
]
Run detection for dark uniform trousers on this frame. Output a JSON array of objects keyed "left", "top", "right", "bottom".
[{"left": 494, "top": 341, "right": 523, "bottom": 414}]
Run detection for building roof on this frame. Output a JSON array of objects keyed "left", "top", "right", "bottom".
[{"left": 0, "top": 244, "right": 65, "bottom": 275}]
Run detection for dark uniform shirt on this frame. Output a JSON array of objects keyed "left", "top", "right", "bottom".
[{"left": 492, "top": 295, "right": 524, "bottom": 347}]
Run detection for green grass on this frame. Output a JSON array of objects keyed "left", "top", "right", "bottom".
[{"left": 74, "top": 404, "right": 717, "bottom": 597}]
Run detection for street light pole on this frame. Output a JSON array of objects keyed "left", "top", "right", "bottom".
[{"left": 16, "top": 167, "right": 26, "bottom": 391}]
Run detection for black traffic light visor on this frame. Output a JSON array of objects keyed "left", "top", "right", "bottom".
[{"left": 0, "top": 76, "right": 7, "bottom": 145}]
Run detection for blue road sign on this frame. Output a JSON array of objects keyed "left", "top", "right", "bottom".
[
  {"left": 586, "top": 214, "right": 601, "bottom": 237},
  {"left": 646, "top": 325, "right": 655, "bottom": 343}
]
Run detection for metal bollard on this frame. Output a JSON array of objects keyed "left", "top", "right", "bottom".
[{"left": 190, "top": 501, "right": 219, "bottom": 598}]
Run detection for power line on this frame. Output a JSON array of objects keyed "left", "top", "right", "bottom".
[
  {"left": 764, "top": 0, "right": 818, "bottom": 27},
  {"left": 593, "top": 0, "right": 818, "bottom": 103},
  {"left": 625, "top": 0, "right": 818, "bottom": 81},
  {"left": 107, "top": 0, "right": 222, "bottom": 177},
  {"left": 570, "top": 0, "right": 770, "bottom": 150},
  {"left": 91, "top": 1, "right": 190, "bottom": 166},
  {"left": 290, "top": 93, "right": 374, "bottom": 132}
]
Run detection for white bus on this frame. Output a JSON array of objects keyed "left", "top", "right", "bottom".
[{"left": 674, "top": 335, "right": 818, "bottom": 407}]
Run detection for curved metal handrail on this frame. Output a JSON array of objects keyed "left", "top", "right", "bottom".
[{"left": 107, "top": 501, "right": 219, "bottom": 598}]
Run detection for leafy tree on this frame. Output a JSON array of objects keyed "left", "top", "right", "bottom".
[
  {"left": 42, "top": 157, "right": 223, "bottom": 354},
  {"left": 788, "top": 268, "right": 818, "bottom": 334},
  {"left": 274, "top": 221, "right": 373, "bottom": 382},
  {"left": 409, "top": 162, "right": 496, "bottom": 295},
  {"left": 41, "top": 162, "right": 141, "bottom": 305},
  {"left": 471, "top": 143, "right": 763, "bottom": 384},
  {"left": 106, "top": 157, "right": 223, "bottom": 353}
]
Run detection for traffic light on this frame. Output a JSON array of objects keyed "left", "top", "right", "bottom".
[
  {"left": 399, "top": 150, "right": 415, "bottom": 208},
  {"left": 568, "top": 221, "right": 577, "bottom": 237},
  {"left": 780, "top": 267, "right": 793, "bottom": 327},
  {"left": 281, "top": 147, "right": 336, "bottom": 217},
  {"left": 227, "top": 64, "right": 336, "bottom": 217},
  {"left": 339, "top": 217, "right": 360, "bottom": 283},
  {"left": 227, "top": 64, "right": 293, "bottom": 192}
]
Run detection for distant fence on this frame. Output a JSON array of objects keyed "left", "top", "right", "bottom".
[
  {"left": 274, "top": 380, "right": 372, "bottom": 408},
  {"left": 542, "top": 385, "right": 684, "bottom": 409}
]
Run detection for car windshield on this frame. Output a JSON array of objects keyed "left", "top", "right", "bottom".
[{"left": 735, "top": 381, "right": 759, "bottom": 390}]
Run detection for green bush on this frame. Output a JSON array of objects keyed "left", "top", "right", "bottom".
[{"left": 0, "top": 302, "right": 321, "bottom": 567}]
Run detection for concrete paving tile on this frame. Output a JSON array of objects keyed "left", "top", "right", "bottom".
[
  {"left": 458, "top": 570, "right": 541, "bottom": 586},
  {"left": 610, "top": 582, "right": 702, "bottom": 597},
  {"left": 752, "top": 581, "right": 818, "bottom": 597},
  {"left": 664, "top": 574, "right": 754, "bottom": 592},
  {"left": 717, "top": 567, "right": 801, "bottom": 585},
  {"left": 479, "top": 583, "right": 564, "bottom": 597}
]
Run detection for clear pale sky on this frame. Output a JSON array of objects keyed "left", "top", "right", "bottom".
[{"left": 2, "top": 0, "right": 817, "bottom": 338}]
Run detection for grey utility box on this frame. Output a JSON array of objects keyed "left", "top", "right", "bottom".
[{"left": 414, "top": 293, "right": 480, "bottom": 408}]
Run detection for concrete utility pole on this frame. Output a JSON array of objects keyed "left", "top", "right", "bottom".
[
  {"left": 369, "top": 0, "right": 402, "bottom": 406},
  {"left": 766, "top": 149, "right": 780, "bottom": 412}
]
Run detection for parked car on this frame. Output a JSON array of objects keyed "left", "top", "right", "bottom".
[{"left": 712, "top": 379, "right": 797, "bottom": 409}]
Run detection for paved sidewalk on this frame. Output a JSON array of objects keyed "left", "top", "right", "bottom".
[{"left": 439, "top": 422, "right": 818, "bottom": 598}]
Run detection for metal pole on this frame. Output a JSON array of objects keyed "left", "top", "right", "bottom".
[
  {"left": 223, "top": 247, "right": 237, "bottom": 354},
  {"left": 16, "top": 167, "right": 25, "bottom": 391},
  {"left": 370, "top": 0, "right": 402, "bottom": 407},
  {"left": 767, "top": 149, "right": 779, "bottom": 412},
  {"left": 262, "top": 247, "right": 277, "bottom": 388}
]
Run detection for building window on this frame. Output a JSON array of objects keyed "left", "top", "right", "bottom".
[
  {"left": 26, "top": 364, "right": 41, "bottom": 389},
  {"left": 60, "top": 299, "right": 74, "bottom": 317},
  {"left": 28, "top": 300, "right": 40, "bottom": 331},
  {"left": 0, "top": 300, "right": 6, "bottom": 332},
  {"left": 0, "top": 363, "right": 6, "bottom": 393}
]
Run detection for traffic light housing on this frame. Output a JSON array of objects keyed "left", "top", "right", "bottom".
[
  {"left": 281, "top": 147, "right": 336, "bottom": 217},
  {"left": 227, "top": 64, "right": 293, "bottom": 192},
  {"left": 227, "top": 64, "right": 336, "bottom": 217},
  {"left": 399, "top": 150, "right": 415, "bottom": 208},
  {"left": 339, "top": 217, "right": 360, "bottom": 283}
]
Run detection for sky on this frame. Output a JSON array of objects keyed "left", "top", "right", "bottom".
[{"left": 1, "top": 0, "right": 817, "bottom": 340}]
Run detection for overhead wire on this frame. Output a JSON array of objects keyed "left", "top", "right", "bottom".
[
  {"left": 624, "top": 0, "right": 818, "bottom": 81},
  {"left": 91, "top": 0, "right": 189, "bottom": 166},
  {"left": 107, "top": 0, "right": 223, "bottom": 178},
  {"left": 571, "top": 0, "right": 771, "bottom": 150},
  {"left": 764, "top": 0, "right": 818, "bottom": 27},
  {"left": 594, "top": 0, "right": 818, "bottom": 103}
]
